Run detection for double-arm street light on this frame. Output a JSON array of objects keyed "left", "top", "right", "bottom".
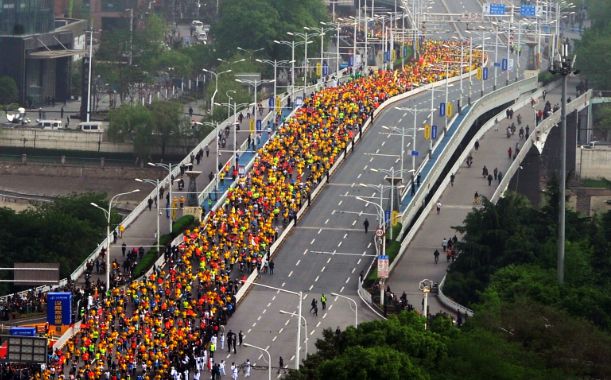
[
  {"left": 243, "top": 280, "right": 303, "bottom": 369},
  {"left": 274, "top": 39, "right": 312, "bottom": 95},
  {"left": 256, "top": 58, "right": 294, "bottom": 114},
  {"left": 287, "top": 30, "right": 313, "bottom": 95},
  {"left": 215, "top": 100, "right": 253, "bottom": 164},
  {"left": 243, "top": 342, "right": 271, "bottom": 380},
  {"left": 320, "top": 21, "right": 342, "bottom": 74},
  {"left": 148, "top": 162, "right": 175, "bottom": 233},
  {"left": 305, "top": 25, "right": 336, "bottom": 80},
  {"left": 237, "top": 46, "right": 265, "bottom": 62},
  {"left": 91, "top": 189, "right": 140, "bottom": 290},
  {"left": 235, "top": 78, "right": 275, "bottom": 145},
  {"left": 202, "top": 68, "right": 232, "bottom": 115},
  {"left": 370, "top": 167, "right": 406, "bottom": 240},
  {"left": 135, "top": 178, "right": 160, "bottom": 253}
]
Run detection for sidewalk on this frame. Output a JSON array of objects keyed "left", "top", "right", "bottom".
[{"left": 387, "top": 78, "right": 579, "bottom": 316}]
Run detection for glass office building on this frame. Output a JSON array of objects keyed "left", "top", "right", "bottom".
[{"left": 0, "top": 0, "right": 55, "bottom": 35}]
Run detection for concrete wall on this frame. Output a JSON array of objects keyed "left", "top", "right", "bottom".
[
  {"left": 0, "top": 128, "right": 198, "bottom": 155},
  {"left": 0, "top": 161, "right": 163, "bottom": 180},
  {"left": 576, "top": 147, "right": 611, "bottom": 179}
]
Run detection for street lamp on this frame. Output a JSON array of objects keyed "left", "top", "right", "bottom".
[
  {"left": 419, "top": 279, "right": 434, "bottom": 330},
  {"left": 91, "top": 189, "right": 140, "bottom": 290},
  {"left": 135, "top": 178, "right": 160, "bottom": 253},
  {"left": 148, "top": 162, "right": 175, "bottom": 233},
  {"left": 396, "top": 106, "right": 428, "bottom": 167},
  {"left": 243, "top": 280, "right": 303, "bottom": 369},
  {"left": 279, "top": 310, "right": 308, "bottom": 357},
  {"left": 235, "top": 78, "right": 275, "bottom": 147},
  {"left": 380, "top": 125, "right": 414, "bottom": 183},
  {"left": 320, "top": 21, "right": 342, "bottom": 74},
  {"left": 305, "top": 25, "right": 336, "bottom": 80},
  {"left": 369, "top": 167, "right": 406, "bottom": 239},
  {"left": 202, "top": 68, "right": 232, "bottom": 115},
  {"left": 287, "top": 30, "right": 313, "bottom": 95},
  {"left": 237, "top": 46, "right": 265, "bottom": 62},
  {"left": 256, "top": 58, "right": 294, "bottom": 115},
  {"left": 243, "top": 343, "right": 271, "bottom": 380},
  {"left": 331, "top": 293, "right": 358, "bottom": 326}
]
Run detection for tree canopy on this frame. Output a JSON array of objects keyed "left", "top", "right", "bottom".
[
  {"left": 576, "top": 1, "right": 611, "bottom": 89},
  {"left": 0, "top": 76, "right": 18, "bottom": 106}
]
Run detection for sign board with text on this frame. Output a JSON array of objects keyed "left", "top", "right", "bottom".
[
  {"left": 378, "top": 255, "right": 389, "bottom": 279},
  {"left": 0, "top": 335, "right": 47, "bottom": 364},
  {"left": 46, "top": 292, "right": 72, "bottom": 326}
]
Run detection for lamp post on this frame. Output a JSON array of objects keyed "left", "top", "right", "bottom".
[
  {"left": 243, "top": 343, "right": 271, "bottom": 380},
  {"left": 320, "top": 21, "right": 342, "bottom": 74},
  {"left": 380, "top": 125, "right": 413, "bottom": 184},
  {"left": 215, "top": 101, "right": 251, "bottom": 165},
  {"left": 91, "top": 189, "right": 140, "bottom": 290},
  {"left": 256, "top": 58, "right": 293, "bottom": 115},
  {"left": 148, "top": 162, "right": 174, "bottom": 233},
  {"left": 369, "top": 167, "right": 406, "bottom": 240},
  {"left": 331, "top": 293, "right": 358, "bottom": 326},
  {"left": 243, "top": 280, "right": 303, "bottom": 369},
  {"left": 85, "top": 29, "right": 94, "bottom": 122},
  {"left": 287, "top": 30, "right": 312, "bottom": 96},
  {"left": 135, "top": 178, "right": 160, "bottom": 253},
  {"left": 419, "top": 279, "right": 434, "bottom": 329},
  {"left": 549, "top": 37, "right": 577, "bottom": 285},
  {"left": 396, "top": 106, "right": 427, "bottom": 169},
  {"left": 225, "top": 89, "right": 236, "bottom": 119},
  {"left": 202, "top": 68, "right": 232, "bottom": 115},
  {"left": 237, "top": 46, "right": 265, "bottom": 62},
  {"left": 305, "top": 25, "right": 336, "bottom": 80},
  {"left": 235, "top": 78, "right": 275, "bottom": 148},
  {"left": 279, "top": 310, "right": 308, "bottom": 357},
  {"left": 355, "top": 190, "right": 387, "bottom": 306}
]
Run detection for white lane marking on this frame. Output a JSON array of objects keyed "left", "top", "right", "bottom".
[
  {"left": 338, "top": 200, "right": 343, "bottom": 206},
  {"left": 296, "top": 259, "right": 301, "bottom": 266},
  {"left": 367, "top": 242, "right": 372, "bottom": 248},
  {"left": 257, "top": 315, "right": 262, "bottom": 321},
  {"left": 321, "top": 266, "right": 326, "bottom": 272},
  {"left": 345, "top": 277, "right": 350, "bottom": 284},
  {"left": 375, "top": 148, "right": 380, "bottom": 153},
  {"left": 290, "top": 355, "right": 295, "bottom": 361},
  {"left": 308, "top": 284, "right": 314, "bottom": 291},
  {"left": 381, "top": 141, "right": 386, "bottom": 146},
  {"left": 279, "top": 327, "right": 284, "bottom": 334},
  {"left": 288, "top": 270, "right": 293, "bottom": 278},
  {"left": 316, "top": 321, "right": 322, "bottom": 328},
  {"left": 310, "top": 238, "right": 316, "bottom": 245},
  {"left": 318, "top": 228, "right": 322, "bottom": 234},
  {"left": 337, "top": 241, "right": 342, "bottom": 247},
  {"left": 357, "top": 258, "right": 362, "bottom": 265},
  {"left": 351, "top": 183, "right": 355, "bottom": 188},
  {"left": 327, "top": 257, "right": 332, "bottom": 264},
  {"left": 303, "top": 249, "right": 308, "bottom": 255},
  {"left": 323, "top": 312, "right": 328, "bottom": 319},
  {"left": 344, "top": 191, "right": 349, "bottom": 196},
  {"left": 272, "top": 336, "right": 277, "bottom": 342},
  {"left": 272, "top": 295, "right": 277, "bottom": 301},
  {"left": 285, "top": 319, "right": 290, "bottom": 326},
  {"left": 325, "top": 218, "right": 329, "bottom": 224},
  {"left": 352, "top": 267, "right": 356, "bottom": 274},
  {"left": 363, "top": 250, "right": 367, "bottom": 255},
  {"left": 332, "top": 210, "right": 336, "bottom": 215},
  {"left": 357, "top": 173, "right": 362, "bottom": 179},
  {"left": 352, "top": 220, "right": 357, "bottom": 226},
  {"left": 369, "top": 157, "right": 374, "bottom": 162},
  {"left": 363, "top": 165, "right": 368, "bottom": 170},
  {"left": 314, "top": 275, "right": 320, "bottom": 282},
  {"left": 343, "top": 233, "right": 348, "bottom": 239},
  {"left": 247, "top": 328, "right": 252, "bottom": 333},
  {"left": 281, "top": 282, "right": 286, "bottom": 287},
  {"left": 340, "top": 286, "right": 345, "bottom": 292},
  {"left": 267, "top": 302, "right": 272, "bottom": 307},
  {"left": 398, "top": 118, "right": 403, "bottom": 123},
  {"left": 328, "top": 304, "right": 333, "bottom": 310},
  {"left": 310, "top": 330, "right": 316, "bottom": 336},
  {"left": 259, "top": 354, "right": 264, "bottom": 360},
  {"left": 253, "top": 322, "right": 257, "bottom": 327}
]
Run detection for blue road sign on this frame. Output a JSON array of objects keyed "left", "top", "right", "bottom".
[
  {"left": 483, "top": 67, "right": 489, "bottom": 80},
  {"left": 256, "top": 119, "right": 262, "bottom": 131},
  {"left": 47, "top": 292, "right": 72, "bottom": 325},
  {"left": 439, "top": 102, "right": 446, "bottom": 117},
  {"left": 384, "top": 51, "right": 391, "bottom": 63},
  {"left": 520, "top": 4, "right": 536, "bottom": 17},
  {"left": 411, "top": 150, "right": 419, "bottom": 157},
  {"left": 432, "top": 125, "right": 438, "bottom": 140},
  {"left": 489, "top": 3, "right": 506, "bottom": 15},
  {"left": 322, "top": 62, "right": 329, "bottom": 76},
  {"left": 379, "top": 255, "right": 389, "bottom": 260},
  {"left": 385, "top": 210, "right": 391, "bottom": 223},
  {"left": 268, "top": 97, "right": 274, "bottom": 107},
  {"left": 349, "top": 55, "right": 354, "bottom": 67},
  {"left": 10, "top": 327, "right": 36, "bottom": 337},
  {"left": 502, "top": 58, "right": 508, "bottom": 71},
  {"left": 493, "top": 62, "right": 501, "bottom": 67}
]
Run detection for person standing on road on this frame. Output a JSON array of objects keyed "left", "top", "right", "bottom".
[
  {"left": 310, "top": 298, "right": 318, "bottom": 314},
  {"left": 508, "top": 147, "right": 512, "bottom": 159},
  {"left": 363, "top": 218, "right": 369, "bottom": 234},
  {"left": 493, "top": 168, "right": 498, "bottom": 180},
  {"left": 231, "top": 362, "right": 238, "bottom": 380},
  {"left": 450, "top": 173, "right": 455, "bottom": 186},
  {"left": 244, "top": 359, "right": 252, "bottom": 377},
  {"left": 442, "top": 237, "right": 448, "bottom": 252},
  {"left": 436, "top": 202, "right": 442, "bottom": 214},
  {"left": 278, "top": 356, "right": 285, "bottom": 374},
  {"left": 238, "top": 331, "right": 244, "bottom": 346},
  {"left": 269, "top": 260, "right": 275, "bottom": 275},
  {"left": 487, "top": 174, "right": 493, "bottom": 186},
  {"left": 474, "top": 140, "right": 480, "bottom": 151},
  {"left": 482, "top": 166, "right": 489, "bottom": 178},
  {"left": 434, "top": 249, "right": 440, "bottom": 264},
  {"left": 321, "top": 294, "right": 327, "bottom": 310}
]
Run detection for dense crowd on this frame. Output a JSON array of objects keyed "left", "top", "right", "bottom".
[{"left": 0, "top": 41, "right": 483, "bottom": 380}]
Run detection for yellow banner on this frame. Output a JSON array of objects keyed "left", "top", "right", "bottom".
[{"left": 423, "top": 123, "right": 431, "bottom": 140}]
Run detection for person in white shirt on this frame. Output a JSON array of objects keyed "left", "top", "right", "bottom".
[
  {"left": 244, "top": 359, "right": 251, "bottom": 377},
  {"left": 220, "top": 360, "right": 226, "bottom": 376},
  {"left": 231, "top": 362, "right": 239, "bottom": 380}
]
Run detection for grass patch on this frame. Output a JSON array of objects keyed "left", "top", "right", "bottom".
[
  {"left": 131, "top": 214, "right": 198, "bottom": 278},
  {"left": 582, "top": 178, "right": 611, "bottom": 189}
]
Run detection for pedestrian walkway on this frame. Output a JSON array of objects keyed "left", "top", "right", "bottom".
[{"left": 387, "top": 78, "right": 578, "bottom": 317}]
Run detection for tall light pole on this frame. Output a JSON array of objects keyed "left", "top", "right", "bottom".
[
  {"left": 148, "top": 162, "right": 174, "bottom": 233},
  {"left": 331, "top": 293, "right": 358, "bottom": 326},
  {"left": 419, "top": 279, "right": 434, "bottom": 329},
  {"left": 243, "top": 280, "right": 302, "bottom": 369},
  {"left": 274, "top": 39, "right": 310, "bottom": 96},
  {"left": 256, "top": 58, "right": 293, "bottom": 115},
  {"left": 279, "top": 310, "right": 308, "bottom": 357},
  {"left": 321, "top": 21, "right": 342, "bottom": 74},
  {"left": 243, "top": 343, "right": 271, "bottom": 380},
  {"left": 549, "top": 37, "right": 577, "bottom": 285},
  {"left": 306, "top": 25, "right": 335, "bottom": 80},
  {"left": 202, "top": 68, "right": 232, "bottom": 115},
  {"left": 86, "top": 29, "right": 93, "bottom": 122},
  {"left": 237, "top": 46, "right": 265, "bottom": 62},
  {"left": 216, "top": 101, "right": 251, "bottom": 165},
  {"left": 287, "top": 30, "right": 312, "bottom": 95},
  {"left": 135, "top": 178, "right": 160, "bottom": 253},
  {"left": 381, "top": 125, "right": 413, "bottom": 184},
  {"left": 91, "top": 189, "right": 140, "bottom": 290},
  {"left": 235, "top": 78, "right": 275, "bottom": 147},
  {"left": 396, "top": 106, "right": 426, "bottom": 171}
]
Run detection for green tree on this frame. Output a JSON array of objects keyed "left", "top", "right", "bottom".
[
  {"left": 149, "top": 101, "right": 186, "bottom": 158},
  {"left": 0, "top": 76, "right": 18, "bottom": 105},
  {"left": 592, "top": 103, "right": 611, "bottom": 140},
  {"left": 108, "top": 104, "right": 153, "bottom": 160}
]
